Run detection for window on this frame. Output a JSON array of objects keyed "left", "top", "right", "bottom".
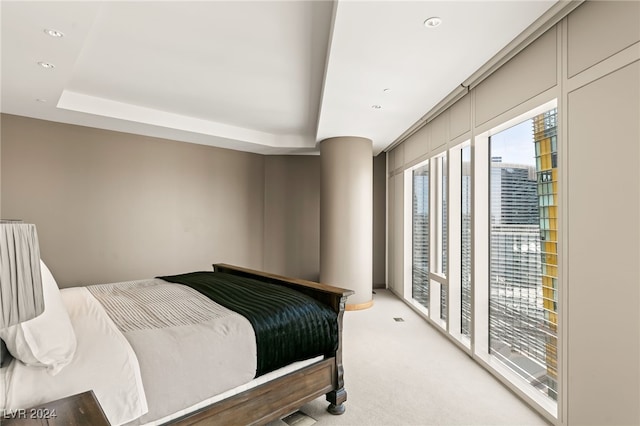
[
  {"left": 407, "top": 154, "right": 448, "bottom": 326},
  {"left": 402, "top": 101, "right": 559, "bottom": 417},
  {"left": 461, "top": 146, "right": 472, "bottom": 338},
  {"left": 412, "top": 162, "right": 429, "bottom": 310},
  {"left": 434, "top": 155, "right": 448, "bottom": 322},
  {"left": 489, "top": 108, "right": 558, "bottom": 402},
  {"left": 437, "top": 155, "right": 448, "bottom": 278},
  {"left": 445, "top": 142, "right": 470, "bottom": 343}
]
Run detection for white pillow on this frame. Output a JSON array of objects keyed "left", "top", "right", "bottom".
[{"left": 0, "top": 260, "right": 77, "bottom": 375}]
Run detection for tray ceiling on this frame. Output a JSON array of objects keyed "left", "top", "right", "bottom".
[{"left": 1, "top": 1, "right": 558, "bottom": 155}]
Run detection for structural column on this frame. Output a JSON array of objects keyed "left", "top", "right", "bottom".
[{"left": 320, "top": 137, "right": 373, "bottom": 310}]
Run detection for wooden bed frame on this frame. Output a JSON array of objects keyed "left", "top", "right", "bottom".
[{"left": 169, "top": 263, "right": 354, "bottom": 426}]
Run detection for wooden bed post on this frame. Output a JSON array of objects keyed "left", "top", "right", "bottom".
[{"left": 326, "top": 292, "right": 349, "bottom": 415}]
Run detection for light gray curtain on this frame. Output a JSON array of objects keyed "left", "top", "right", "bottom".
[{"left": 0, "top": 222, "right": 44, "bottom": 328}]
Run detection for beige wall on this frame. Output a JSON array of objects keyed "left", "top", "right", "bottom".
[
  {"left": 1, "top": 114, "right": 265, "bottom": 287},
  {"left": 564, "top": 2, "right": 639, "bottom": 423},
  {"left": 372, "top": 152, "right": 386, "bottom": 287},
  {"left": 566, "top": 60, "right": 639, "bottom": 426},
  {"left": 1, "top": 115, "right": 388, "bottom": 291},
  {"left": 386, "top": 1, "right": 640, "bottom": 424},
  {"left": 263, "top": 155, "right": 320, "bottom": 281}
]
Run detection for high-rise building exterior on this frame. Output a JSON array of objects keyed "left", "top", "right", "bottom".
[
  {"left": 488, "top": 108, "right": 558, "bottom": 401},
  {"left": 461, "top": 150, "right": 472, "bottom": 337},
  {"left": 533, "top": 109, "right": 559, "bottom": 399},
  {"left": 412, "top": 164, "right": 429, "bottom": 309},
  {"left": 489, "top": 162, "right": 548, "bottom": 383}
]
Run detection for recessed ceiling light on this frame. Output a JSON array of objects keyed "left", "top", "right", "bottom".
[
  {"left": 44, "top": 28, "right": 64, "bottom": 38},
  {"left": 383, "top": 88, "right": 391, "bottom": 93},
  {"left": 37, "top": 61, "right": 55, "bottom": 69},
  {"left": 36, "top": 98, "right": 48, "bottom": 103},
  {"left": 372, "top": 105, "right": 382, "bottom": 109},
  {"left": 424, "top": 17, "right": 442, "bottom": 28}
]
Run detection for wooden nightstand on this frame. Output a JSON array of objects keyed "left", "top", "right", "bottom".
[{"left": 2, "top": 391, "right": 110, "bottom": 425}]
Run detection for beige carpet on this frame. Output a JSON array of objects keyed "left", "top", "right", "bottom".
[{"left": 269, "top": 290, "right": 549, "bottom": 426}]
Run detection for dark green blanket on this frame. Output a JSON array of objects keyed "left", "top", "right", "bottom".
[{"left": 158, "top": 271, "right": 338, "bottom": 377}]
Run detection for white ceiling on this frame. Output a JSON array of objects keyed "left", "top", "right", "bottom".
[{"left": 1, "top": 1, "right": 558, "bottom": 156}]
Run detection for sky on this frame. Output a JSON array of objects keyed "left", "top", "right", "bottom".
[{"left": 490, "top": 119, "right": 536, "bottom": 166}]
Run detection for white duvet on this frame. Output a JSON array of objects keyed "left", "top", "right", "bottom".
[
  {"left": 2, "top": 287, "right": 148, "bottom": 426},
  {"left": 94, "top": 280, "right": 257, "bottom": 425},
  {"left": 2, "top": 282, "right": 320, "bottom": 426}
]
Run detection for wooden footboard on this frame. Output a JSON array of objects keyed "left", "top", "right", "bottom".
[{"left": 168, "top": 264, "right": 353, "bottom": 425}]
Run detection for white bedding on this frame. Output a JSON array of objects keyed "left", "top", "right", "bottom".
[
  {"left": 3, "top": 281, "right": 258, "bottom": 426},
  {"left": 2, "top": 287, "right": 148, "bottom": 426},
  {"left": 93, "top": 280, "right": 257, "bottom": 425},
  {"left": 2, "top": 282, "right": 321, "bottom": 426}
]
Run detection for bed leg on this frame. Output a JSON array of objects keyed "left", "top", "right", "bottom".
[
  {"left": 326, "top": 388, "right": 347, "bottom": 415},
  {"left": 327, "top": 403, "right": 346, "bottom": 415}
]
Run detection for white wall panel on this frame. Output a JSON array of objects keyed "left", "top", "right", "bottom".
[
  {"left": 429, "top": 110, "right": 448, "bottom": 151},
  {"left": 566, "top": 61, "right": 639, "bottom": 426},
  {"left": 449, "top": 94, "right": 471, "bottom": 141},
  {"left": 391, "top": 173, "right": 405, "bottom": 296},
  {"left": 475, "top": 27, "right": 557, "bottom": 127},
  {"left": 567, "top": 1, "right": 640, "bottom": 78},
  {"left": 403, "top": 125, "right": 429, "bottom": 165},
  {"left": 390, "top": 144, "right": 404, "bottom": 173}
]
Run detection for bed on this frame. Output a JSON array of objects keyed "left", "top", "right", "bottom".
[{"left": 0, "top": 262, "right": 353, "bottom": 425}]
